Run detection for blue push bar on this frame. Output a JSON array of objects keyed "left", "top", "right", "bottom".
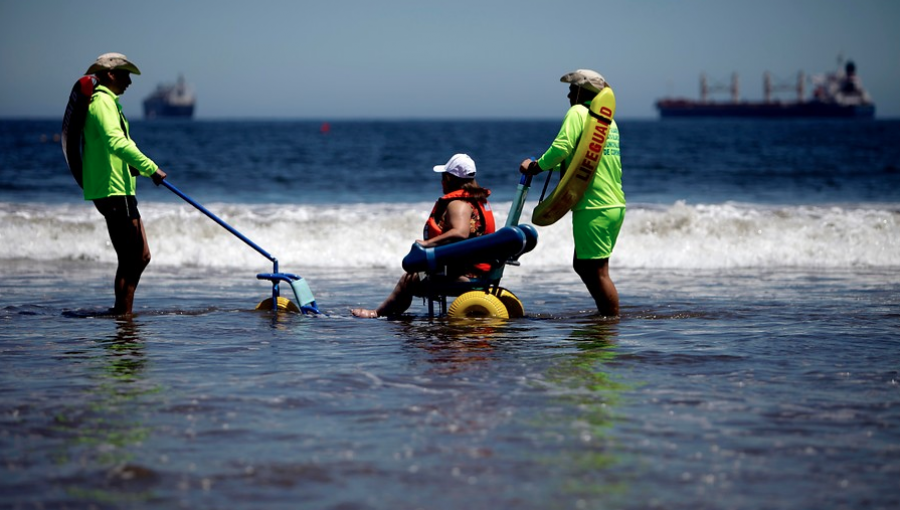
[
  {"left": 161, "top": 180, "right": 318, "bottom": 314},
  {"left": 506, "top": 173, "right": 533, "bottom": 228},
  {"left": 161, "top": 180, "right": 277, "bottom": 264}
]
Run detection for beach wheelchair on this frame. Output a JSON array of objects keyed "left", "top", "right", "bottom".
[
  {"left": 401, "top": 174, "right": 537, "bottom": 319},
  {"left": 402, "top": 224, "right": 538, "bottom": 318}
]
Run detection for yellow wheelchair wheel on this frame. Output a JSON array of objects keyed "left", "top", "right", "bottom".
[
  {"left": 497, "top": 288, "right": 525, "bottom": 318},
  {"left": 448, "top": 291, "right": 509, "bottom": 319},
  {"left": 255, "top": 296, "right": 300, "bottom": 313}
]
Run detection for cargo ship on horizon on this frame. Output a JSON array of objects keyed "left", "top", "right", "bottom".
[
  {"left": 143, "top": 75, "right": 195, "bottom": 119},
  {"left": 656, "top": 59, "right": 875, "bottom": 118}
]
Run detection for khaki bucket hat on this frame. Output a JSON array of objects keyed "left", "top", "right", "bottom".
[
  {"left": 560, "top": 69, "right": 606, "bottom": 93},
  {"left": 85, "top": 52, "right": 141, "bottom": 75}
]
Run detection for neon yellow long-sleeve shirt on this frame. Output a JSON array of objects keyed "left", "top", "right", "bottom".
[
  {"left": 536, "top": 102, "right": 624, "bottom": 211},
  {"left": 81, "top": 84, "right": 158, "bottom": 200}
]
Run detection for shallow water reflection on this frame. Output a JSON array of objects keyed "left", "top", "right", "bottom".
[
  {"left": 2, "top": 266, "right": 898, "bottom": 509},
  {"left": 40, "top": 319, "right": 163, "bottom": 506}
]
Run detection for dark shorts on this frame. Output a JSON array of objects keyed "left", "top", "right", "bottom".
[{"left": 93, "top": 195, "right": 141, "bottom": 222}]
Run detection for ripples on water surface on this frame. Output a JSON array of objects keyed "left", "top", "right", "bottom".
[
  {"left": 1, "top": 265, "right": 898, "bottom": 509},
  {"left": 1, "top": 118, "right": 898, "bottom": 508}
]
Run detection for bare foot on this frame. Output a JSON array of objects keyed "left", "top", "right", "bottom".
[{"left": 351, "top": 308, "right": 379, "bottom": 318}]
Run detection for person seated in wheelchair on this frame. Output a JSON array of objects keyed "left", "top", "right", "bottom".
[{"left": 351, "top": 154, "right": 495, "bottom": 318}]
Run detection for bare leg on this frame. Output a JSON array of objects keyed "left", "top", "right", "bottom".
[
  {"left": 573, "top": 256, "right": 619, "bottom": 316},
  {"left": 352, "top": 272, "right": 420, "bottom": 318},
  {"left": 106, "top": 218, "right": 151, "bottom": 315}
]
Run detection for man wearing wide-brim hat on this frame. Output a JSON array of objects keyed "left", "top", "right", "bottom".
[
  {"left": 82, "top": 52, "right": 168, "bottom": 315},
  {"left": 519, "top": 69, "right": 625, "bottom": 316}
]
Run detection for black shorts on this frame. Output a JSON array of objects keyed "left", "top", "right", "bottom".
[{"left": 93, "top": 195, "right": 141, "bottom": 221}]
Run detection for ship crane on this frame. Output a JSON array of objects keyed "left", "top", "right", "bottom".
[
  {"left": 700, "top": 73, "right": 739, "bottom": 103},
  {"left": 764, "top": 71, "right": 805, "bottom": 103}
]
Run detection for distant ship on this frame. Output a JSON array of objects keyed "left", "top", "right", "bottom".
[
  {"left": 143, "top": 75, "right": 195, "bottom": 119},
  {"left": 656, "top": 58, "right": 875, "bottom": 118}
]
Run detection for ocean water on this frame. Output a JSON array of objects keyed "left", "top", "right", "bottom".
[{"left": 1, "top": 118, "right": 899, "bottom": 509}]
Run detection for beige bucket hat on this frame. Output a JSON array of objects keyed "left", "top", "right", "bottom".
[
  {"left": 560, "top": 69, "right": 606, "bottom": 93},
  {"left": 85, "top": 53, "right": 141, "bottom": 75}
]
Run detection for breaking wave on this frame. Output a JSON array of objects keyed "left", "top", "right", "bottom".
[{"left": 2, "top": 200, "right": 898, "bottom": 270}]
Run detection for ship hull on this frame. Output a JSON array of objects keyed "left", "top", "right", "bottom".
[
  {"left": 656, "top": 100, "right": 875, "bottom": 119},
  {"left": 143, "top": 98, "right": 194, "bottom": 119}
]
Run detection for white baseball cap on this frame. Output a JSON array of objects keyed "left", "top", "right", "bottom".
[{"left": 433, "top": 153, "right": 476, "bottom": 179}]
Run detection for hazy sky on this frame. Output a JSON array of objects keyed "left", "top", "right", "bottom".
[{"left": 2, "top": 0, "right": 898, "bottom": 119}]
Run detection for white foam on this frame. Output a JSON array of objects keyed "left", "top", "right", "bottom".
[{"left": 1, "top": 201, "right": 898, "bottom": 270}]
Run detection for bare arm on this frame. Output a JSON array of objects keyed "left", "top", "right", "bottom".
[{"left": 416, "top": 200, "right": 472, "bottom": 247}]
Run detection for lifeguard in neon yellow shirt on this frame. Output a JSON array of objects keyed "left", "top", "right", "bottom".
[
  {"left": 80, "top": 53, "right": 168, "bottom": 315},
  {"left": 520, "top": 69, "right": 625, "bottom": 316}
]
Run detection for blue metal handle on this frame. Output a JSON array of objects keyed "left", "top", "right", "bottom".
[
  {"left": 161, "top": 179, "right": 276, "bottom": 264},
  {"left": 161, "top": 179, "right": 322, "bottom": 313},
  {"left": 506, "top": 173, "right": 533, "bottom": 227}
]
